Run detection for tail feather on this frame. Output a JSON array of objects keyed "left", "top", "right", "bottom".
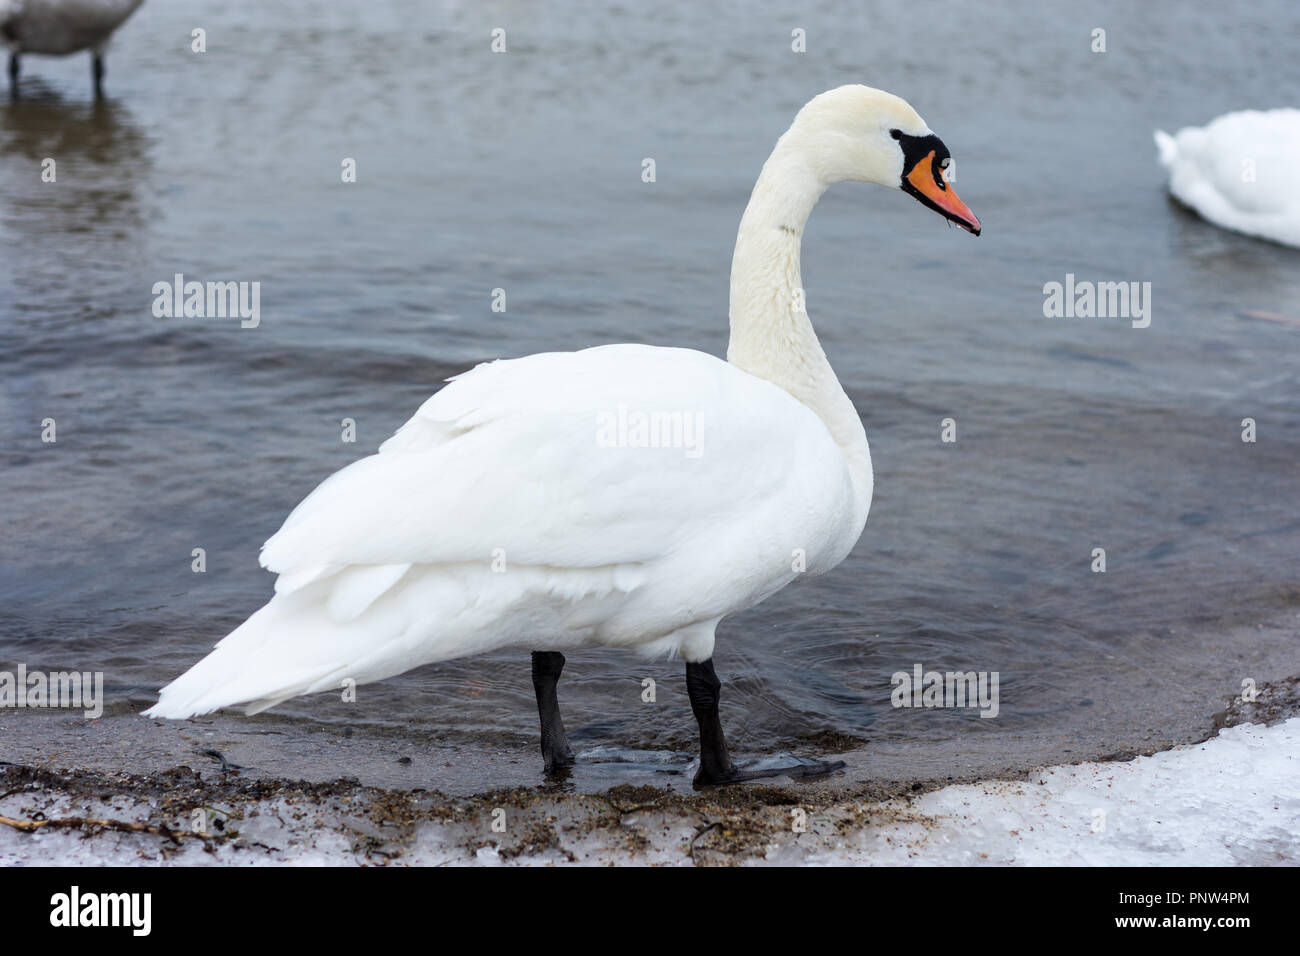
[
  {"left": 143, "top": 598, "right": 349, "bottom": 719},
  {"left": 144, "top": 562, "right": 612, "bottom": 720},
  {"left": 144, "top": 564, "right": 466, "bottom": 719}
]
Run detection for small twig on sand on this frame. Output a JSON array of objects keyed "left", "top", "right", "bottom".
[
  {"left": 0, "top": 813, "right": 214, "bottom": 845},
  {"left": 688, "top": 820, "right": 723, "bottom": 862}
]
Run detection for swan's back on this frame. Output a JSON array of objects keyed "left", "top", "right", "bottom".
[{"left": 1155, "top": 108, "right": 1300, "bottom": 247}]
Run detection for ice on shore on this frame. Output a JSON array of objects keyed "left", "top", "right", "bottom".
[
  {"left": 812, "top": 718, "right": 1299, "bottom": 866},
  {"left": 1, "top": 719, "right": 1295, "bottom": 866}
]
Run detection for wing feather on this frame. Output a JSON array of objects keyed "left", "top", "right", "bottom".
[{"left": 260, "top": 345, "right": 840, "bottom": 591}]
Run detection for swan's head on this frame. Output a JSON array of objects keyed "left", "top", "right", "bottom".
[{"left": 786, "top": 85, "right": 981, "bottom": 235}]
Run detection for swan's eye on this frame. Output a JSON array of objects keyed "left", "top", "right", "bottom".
[{"left": 890, "top": 129, "right": 903, "bottom": 140}]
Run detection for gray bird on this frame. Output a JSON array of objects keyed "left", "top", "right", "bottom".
[{"left": 2, "top": 0, "right": 144, "bottom": 97}]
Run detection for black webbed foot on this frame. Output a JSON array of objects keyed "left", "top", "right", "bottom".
[
  {"left": 693, "top": 757, "right": 846, "bottom": 788},
  {"left": 686, "top": 657, "right": 845, "bottom": 788}
]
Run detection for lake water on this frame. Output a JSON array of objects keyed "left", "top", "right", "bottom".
[{"left": 2, "top": 0, "right": 1298, "bottom": 777}]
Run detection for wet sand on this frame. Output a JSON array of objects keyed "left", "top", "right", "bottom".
[{"left": 2, "top": 662, "right": 1296, "bottom": 865}]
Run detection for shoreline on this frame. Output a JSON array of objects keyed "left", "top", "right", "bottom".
[{"left": 1, "top": 675, "right": 1295, "bottom": 865}]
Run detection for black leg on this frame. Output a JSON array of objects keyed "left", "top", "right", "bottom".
[
  {"left": 686, "top": 657, "right": 847, "bottom": 788},
  {"left": 7, "top": 52, "right": 17, "bottom": 95},
  {"left": 92, "top": 52, "right": 104, "bottom": 98},
  {"left": 685, "top": 658, "right": 737, "bottom": 785},
  {"left": 531, "top": 651, "right": 575, "bottom": 773}
]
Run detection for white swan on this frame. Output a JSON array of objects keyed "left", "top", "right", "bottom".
[
  {"left": 1155, "top": 109, "right": 1300, "bottom": 249},
  {"left": 2, "top": 0, "right": 144, "bottom": 97},
  {"left": 146, "top": 85, "right": 981, "bottom": 786}
]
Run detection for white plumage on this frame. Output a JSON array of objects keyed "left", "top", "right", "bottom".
[
  {"left": 1155, "top": 109, "right": 1300, "bottom": 248},
  {"left": 151, "top": 346, "right": 861, "bottom": 717},
  {"left": 146, "top": 86, "right": 981, "bottom": 745}
]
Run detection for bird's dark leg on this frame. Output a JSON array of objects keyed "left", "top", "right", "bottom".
[
  {"left": 91, "top": 50, "right": 104, "bottom": 98},
  {"left": 686, "top": 657, "right": 847, "bottom": 788},
  {"left": 531, "top": 651, "right": 575, "bottom": 773},
  {"left": 685, "top": 658, "right": 737, "bottom": 785},
  {"left": 7, "top": 52, "right": 18, "bottom": 95}
]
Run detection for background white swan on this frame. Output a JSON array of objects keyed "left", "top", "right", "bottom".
[
  {"left": 146, "top": 85, "right": 981, "bottom": 786},
  {"left": 1155, "top": 109, "right": 1300, "bottom": 248},
  {"left": 2, "top": 0, "right": 143, "bottom": 96}
]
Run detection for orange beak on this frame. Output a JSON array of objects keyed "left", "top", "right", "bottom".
[{"left": 905, "top": 151, "right": 981, "bottom": 235}]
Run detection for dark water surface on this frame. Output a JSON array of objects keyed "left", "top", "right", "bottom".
[{"left": 2, "top": 1, "right": 1298, "bottom": 771}]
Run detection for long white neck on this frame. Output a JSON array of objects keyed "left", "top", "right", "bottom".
[{"left": 726, "top": 133, "right": 872, "bottom": 518}]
